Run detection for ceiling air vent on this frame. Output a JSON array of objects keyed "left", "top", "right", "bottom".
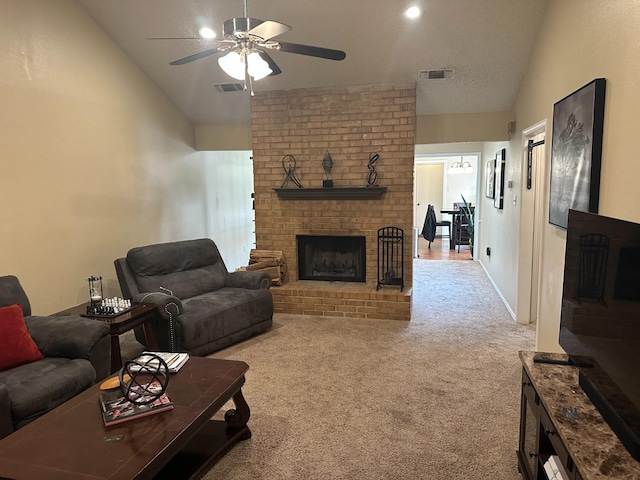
[
  {"left": 214, "top": 83, "right": 245, "bottom": 92},
  {"left": 418, "top": 69, "right": 454, "bottom": 80}
]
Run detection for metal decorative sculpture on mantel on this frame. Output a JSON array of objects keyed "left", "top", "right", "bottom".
[
  {"left": 366, "top": 152, "right": 380, "bottom": 186},
  {"left": 280, "top": 154, "right": 303, "bottom": 188},
  {"left": 322, "top": 150, "right": 333, "bottom": 187},
  {"left": 273, "top": 150, "right": 389, "bottom": 199}
]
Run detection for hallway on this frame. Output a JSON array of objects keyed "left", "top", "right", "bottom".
[{"left": 416, "top": 236, "right": 473, "bottom": 261}]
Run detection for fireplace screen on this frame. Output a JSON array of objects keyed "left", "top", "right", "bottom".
[{"left": 297, "top": 235, "right": 366, "bottom": 282}]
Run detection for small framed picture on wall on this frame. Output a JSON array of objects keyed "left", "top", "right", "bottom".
[
  {"left": 485, "top": 159, "right": 495, "bottom": 199},
  {"left": 494, "top": 148, "right": 506, "bottom": 209}
]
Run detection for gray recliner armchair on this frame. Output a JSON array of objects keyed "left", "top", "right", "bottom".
[
  {"left": 0, "top": 275, "right": 110, "bottom": 439},
  {"left": 114, "top": 238, "right": 273, "bottom": 356}
]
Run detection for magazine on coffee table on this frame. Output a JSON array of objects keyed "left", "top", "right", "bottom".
[
  {"left": 99, "top": 381, "right": 173, "bottom": 427},
  {"left": 128, "top": 351, "right": 190, "bottom": 373}
]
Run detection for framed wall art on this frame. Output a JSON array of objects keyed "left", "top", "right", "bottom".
[
  {"left": 549, "top": 78, "right": 606, "bottom": 229},
  {"left": 494, "top": 148, "right": 505, "bottom": 209},
  {"left": 485, "top": 159, "right": 495, "bottom": 199}
]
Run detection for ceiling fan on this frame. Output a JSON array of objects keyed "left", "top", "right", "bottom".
[{"left": 152, "top": 0, "right": 346, "bottom": 86}]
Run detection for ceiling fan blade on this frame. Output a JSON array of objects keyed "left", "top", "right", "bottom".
[
  {"left": 260, "top": 51, "right": 282, "bottom": 76},
  {"left": 248, "top": 20, "right": 291, "bottom": 41},
  {"left": 276, "top": 42, "right": 346, "bottom": 61},
  {"left": 170, "top": 48, "right": 224, "bottom": 65}
]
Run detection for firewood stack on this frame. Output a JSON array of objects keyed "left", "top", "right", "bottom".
[{"left": 247, "top": 250, "right": 285, "bottom": 286}]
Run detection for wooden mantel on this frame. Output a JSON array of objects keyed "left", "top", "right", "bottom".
[{"left": 273, "top": 186, "right": 387, "bottom": 200}]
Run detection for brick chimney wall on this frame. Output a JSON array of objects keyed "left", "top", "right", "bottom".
[{"left": 251, "top": 83, "right": 415, "bottom": 288}]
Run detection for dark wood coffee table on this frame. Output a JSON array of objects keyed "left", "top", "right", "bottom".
[
  {"left": 55, "top": 303, "right": 161, "bottom": 374},
  {"left": 0, "top": 357, "right": 251, "bottom": 480}
]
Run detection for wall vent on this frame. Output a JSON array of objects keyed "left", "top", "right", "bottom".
[
  {"left": 214, "top": 83, "right": 245, "bottom": 92},
  {"left": 418, "top": 69, "right": 454, "bottom": 80}
]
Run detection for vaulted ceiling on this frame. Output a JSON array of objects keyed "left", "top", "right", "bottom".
[{"left": 76, "top": 0, "right": 548, "bottom": 125}]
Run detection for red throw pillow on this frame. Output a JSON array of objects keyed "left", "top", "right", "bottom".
[{"left": 0, "top": 304, "right": 44, "bottom": 371}]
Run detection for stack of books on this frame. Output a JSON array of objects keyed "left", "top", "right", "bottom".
[
  {"left": 99, "top": 380, "right": 173, "bottom": 427},
  {"left": 129, "top": 351, "right": 190, "bottom": 373}
]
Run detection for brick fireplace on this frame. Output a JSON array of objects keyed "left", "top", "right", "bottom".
[{"left": 251, "top": 83, "right": 415, "bottom": 321}]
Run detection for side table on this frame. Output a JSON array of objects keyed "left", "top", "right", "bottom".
[{"left": 54, "top": 303, "right": 160, "bottom": 374}]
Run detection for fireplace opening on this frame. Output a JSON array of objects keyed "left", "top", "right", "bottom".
[{"left": 297, "top": 235, "right": 366, "bottom": 282}]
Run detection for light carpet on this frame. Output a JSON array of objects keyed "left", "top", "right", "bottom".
[
  {"left": 191, "top": 260, "right": 536, "bottom": 479},
  {"left": 119, "top": 260, "right": 536, "bottom": 478}
]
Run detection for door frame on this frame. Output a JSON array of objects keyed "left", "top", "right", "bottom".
[
  {"left": 415, "top": 153, "right": 481, "bottom": 258},
  {"left": 518, "top": 120, "right": 547, "bottom": 325}
]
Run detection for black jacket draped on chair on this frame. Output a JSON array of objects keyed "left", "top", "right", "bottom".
[{"left": 421, "top": 204, "right": 437, "bottom": 243}]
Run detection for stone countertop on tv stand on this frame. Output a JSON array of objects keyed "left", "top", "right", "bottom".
[{"left": 520, "top": 350, "right": 640, "bottom": 479}]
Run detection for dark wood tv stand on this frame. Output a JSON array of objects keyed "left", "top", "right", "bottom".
[{"left": 518, "top": 351, "right": 640, "bottom": 479}]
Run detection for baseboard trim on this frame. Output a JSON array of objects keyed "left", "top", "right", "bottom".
[{"left": 478, "top": 260, "right": 516, "bottom": 321}]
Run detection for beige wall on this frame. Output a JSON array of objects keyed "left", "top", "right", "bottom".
[
  {"left": 195, "top": 124, "right": 252, "bottom": 151},
  {"left": 0, "top": 0, "right": 254, "bottom": 314},
  {"left": 474, "top": 141, "right": 516, "bottom": 314},
  {"left": 415, "top": 143, "right": 485, "bottom": 156},
  {"left": 192, "top": 108, "right": 511, "bottom": 150},
  {"left": 193, "top": 107, "right": 511, "bottom": 149},
  {"left": 509, "top": 0, "right": 640, "bottom": 351},
  {"left": 416, "top": 112, "right": 512, "bottom": 144}
]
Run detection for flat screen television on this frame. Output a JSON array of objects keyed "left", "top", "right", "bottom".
[{"left": 559, "top": 209, "right": 640, "bottom": 461}]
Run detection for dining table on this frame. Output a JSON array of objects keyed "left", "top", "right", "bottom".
[{"left": 440, "top": 209, "right": 463, "bottom": 250}]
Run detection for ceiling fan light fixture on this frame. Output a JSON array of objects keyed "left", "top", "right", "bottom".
[
  {"left": 164, "top": 0, "right": 346, "bottom": 79},
  {"left": 218, "top": 51, "right": 246, "bottom": 80},
  {"left": 247, "top": 51, "right": 272, "bottom": 80},
  {"left": 218, "top": 50, "right": 272, "bottom": 81}
]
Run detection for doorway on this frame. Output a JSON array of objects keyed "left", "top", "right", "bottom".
[
  {"left": 414, "top": 153, "right": 479, "bottom": 260},
  {"left": 518, "top": 121, "right": 547, "bottom": 324}
]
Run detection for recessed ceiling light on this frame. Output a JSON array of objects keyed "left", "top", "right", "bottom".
[
  {"left": 405, "top": 6, "right": 422, "bottom": 19},
  {"left": 198, "top": 26, "right": 216, "bottom": 39}
]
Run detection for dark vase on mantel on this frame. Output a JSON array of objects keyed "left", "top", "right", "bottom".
[{"left": 322, "top": 150, "right": 333, "bottom": 187}]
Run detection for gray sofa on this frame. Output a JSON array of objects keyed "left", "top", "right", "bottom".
[
  {"left": 0, "top": 275, "right": 111, "bottom": 439},
  {"left": 114, "top": 238, "right": 273, "bottom": 356}
]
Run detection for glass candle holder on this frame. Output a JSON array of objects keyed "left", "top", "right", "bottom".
[{"left": 88, "top": 275, "right": 103, "bottom": 306}]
